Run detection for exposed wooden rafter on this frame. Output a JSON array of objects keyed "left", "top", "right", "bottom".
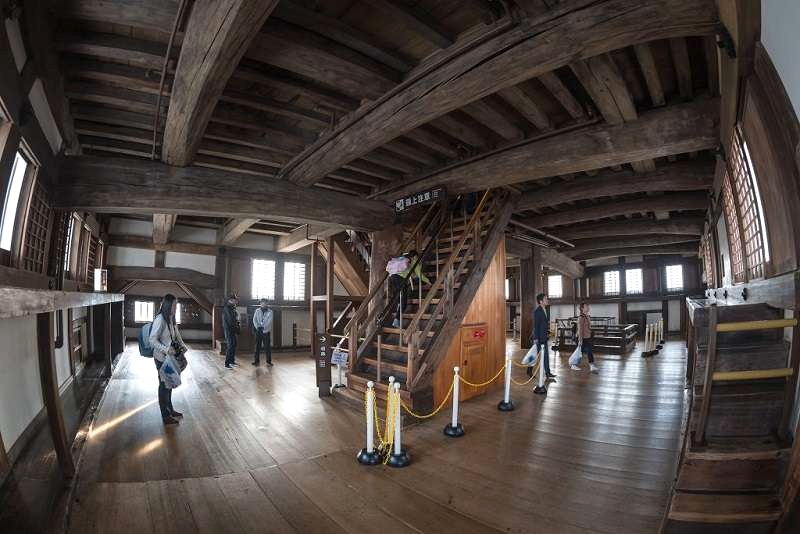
[
  {"left": 551, "top": 217, "right": 705, "bottom": 241},
  {"left": 280, "top": 0, "right": 717, "bottom": 186},
  {"left": 152, "top": 213, "right": 177, "bottom": 245}
]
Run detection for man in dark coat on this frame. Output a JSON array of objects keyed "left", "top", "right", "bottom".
[
  {"left": 222, "top": 293, "right": 240, "bottom": 369},
  {"left": 527, "top": 293, "right": 556, "bottom": 379}
]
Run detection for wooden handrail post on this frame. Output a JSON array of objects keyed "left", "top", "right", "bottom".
[
  {"left": 779, "top": 319, "right": 800, "bottom": 438},
  {"left": 407, "top": 331, "right": 419, "bottom": 387},
  {"left": 37, "top": 312, "right": 76, "bottom": 478},
  {"left": 349, "top": 317, "right": 358, "bottom": 369},
  {"left": 694, "top": 305, "right": 719, "bottom": 446}
]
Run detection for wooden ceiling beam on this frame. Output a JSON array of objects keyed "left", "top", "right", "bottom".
[
  {"left": 108, "top": 234, "right": 217, "bottom": 255},
  {"left": 162, "top": 0, "right": 279, "bottom": 166},
  {"left": 54, "top": 156, "right": 395, "bottom": 231},
  {"left": 70, "top": 104, "right": 154, "bottom": 131},
  {"left": 538, "top": 71, "right": 585, "bottom": 119},
  {"left": 497, "top": 85, "right": 553, "bottom": 132},
  {"left": 360, "top": 0, "right": 454, "bottom": 49},
  {"left": 633, "top": 43, "right": 666, "bottom": 106},
  {"left": 280, "top": 0, "right": 716, "bottom": 186},
  {"left": 564, "top": 234, "right": 702, "bottom": 257},
  {"left": 274, "top": 1, "right": 413, "bottom": 73},
  {"left": 218, "top": 218, "right": 261, "bottom": 245},
  {"left": 552, "top": 217, "right": 705, "bottom": 240},
  {"left": 540, "top": 247, "right": 585, "bottom": 278},
  {"left": 461, "top": 98, "right": 525, "bottom": 141},
  {"left": 429, "top": 113, "right": 493, "bottom": 149},
  {"left": 63, "top": 57, "right": 165, "bottom": 95},
  {"left": 247, "top": 23, "right": 398, "bottom": 101},
  {"left": 517, "top": 159, "right": 713, "bottom": 211},
  {"left": 522, "top": 191, "right": 709, "bottom": 229},
  {"left": 152, "top": 214, "right": 177, "bottom": 245},
  {"left": 383, "top": 98, "right": 718, "bottom": 199},
  {"left": 56, "top": 0, "right": 178, "bottom": 33},
  {"left": 55, "top": 32, "right": 168, "bottom": 70},
  {"left": 669, "top": 37, "right": 694, "bottom": 100},
  {"left": 219, "top": 90, "right": 329, "bottom": 127},
  {"left": 572, "top": 241, "right": 699, "bottom": 261}
]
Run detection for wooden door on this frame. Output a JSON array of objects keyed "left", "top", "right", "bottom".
[{"left": 459, "top": 323, "right": 489, "bottom": 402}]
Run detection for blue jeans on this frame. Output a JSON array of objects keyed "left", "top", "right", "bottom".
[{"left": 581, "top": 340, "right": 595, "bottom": 363}]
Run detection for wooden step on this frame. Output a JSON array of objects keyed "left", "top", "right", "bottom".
[
  {"left": 381, "top": 327, "right": 434, "bottom": 338},
  {"left": 361, "top": 356, "right": 407, "bottom": 374},
  {"left": 668, "top": 493, "right": 782, "bottom": 524},
  {"left": 371, "top": 340, "right": 424, "bottom": 355},
  {"left": 348, "top": 372, "right": 411, "bottom": 399},
  {"left": 437, "top": 230, "right": 488, "bottom": 243},
  {"left": 426, "top": 255, "right": 474, "bottom": 266},
  {"left": 693, "top": 342, "right": 790, "bottom": 386}
]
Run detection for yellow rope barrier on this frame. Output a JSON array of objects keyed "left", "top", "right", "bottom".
[
  {"left": 400, "top": 379, "right": 454, "bottom": 419},
  {"left": 459, "top": 363, "right": 507, "bottom": 388},
  {"left": 511, "top": 374, "right": 536, "bottom": 386}
]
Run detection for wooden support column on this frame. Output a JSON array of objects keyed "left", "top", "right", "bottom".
[
  {"left": 310, "top": 241, "right": 320, "bottom": 357},
  {"left": 110, "top": 301, "right": 124, "bottom": 356},
  {"left": 103, "top": 303, "right": 112, "bottom": 376},
  {"left": 325, "top": 235, "right": 335, "bottom": 330},
  {"left": 520, "top": 244, "right": 540, "bottom": 349},
  {"left": 36, "top": 312, "right": 76, "bottom": 478}
]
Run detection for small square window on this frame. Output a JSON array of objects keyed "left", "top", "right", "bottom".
[
  {"left": 666, "top": 265, "right": 684, "bottom": 291},
  {"left": 547, "top": 274, "right": 563, "bottom": 298},
  {"left": 175, "top": 302, "right": 182, "bottom": 324},
  {"left": 625, "top": 268, "right": 643, "bottom": 295},
  {"left": 252, "top": 259, "right": 276, "bottom": 300},
  {"left": 504, "top": 278, "right": 509, "bottom": 300},
  {"left": 283, "top": 261, "right": 306, "bottom": 301},
  {"left": 604, "top": 271, "right": 620, "bottom": 296},
  {"left": 134, "top": 301, "right": 154, "bottom": 323}
]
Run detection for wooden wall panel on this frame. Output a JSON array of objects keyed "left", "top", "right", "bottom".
[{"left": 433, "top": 240, "right": 506, "bottom": 405}]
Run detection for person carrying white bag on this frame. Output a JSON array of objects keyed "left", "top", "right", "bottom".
[
  {"left": 570, "top": 302, "right": 599, "bottom": 373},
  {"left": 149, "top": 293, "right": 189, "bottom": 425}
]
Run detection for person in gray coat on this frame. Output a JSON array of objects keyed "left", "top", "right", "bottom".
[{"left": 252, "top": 298, "right": 274, "bottom": 366}]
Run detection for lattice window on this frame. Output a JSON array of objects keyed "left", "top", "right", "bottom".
[
  {"left": 603, "top": 271, "right": 620, "bottom": 296},
  {"left": 547, "top": 274, "right": 562, "bottom": 298},
  {"left": 625, "top": 268, "right": 643, "bottom": 294},
  {"left": 729, "top": 128, "right": 768, "bottom": 280},
  {"left": 721, "top": 170, "right": 746, "bottom": 283},
  {"left": 701, "top": 234, "right": 715, "bottom": 287},
  {"left": 86, "top": 234, "right": 99, "bottom": 286},
  {"left": 21, "top": 179, "right": 52, "bottom": 274}
]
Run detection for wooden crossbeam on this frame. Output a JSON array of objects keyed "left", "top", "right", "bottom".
[
  {"left": 383, "top": 99, "right": 718, "bottom": 199},
  {"left": 571, "top": 242, "right": 700, "bottom": 261},
  {"left": 522, "top": 191, "right": 709, "bottom": 229},
  {"left": 109, "top": 266, "right": 216, "bottom": 289},
  {"left": 162, "top": 0, "right": 279, "bottom": 166},
  {"left": 360, "top": 0, "right": 453, "bottom": 49},
  {"left": 54, "top": 156, "right": 394, "bottom": 231},
  {"left": 564, "top": 235, "right": 701, "bottom": 257},
  {"left": 552, "top": 217, "right": 705, "bottom": 240},
  {"left": 518, "top": 160, "right": 713, "bottom": 211},
  {"left": 281, "top": 0, "right": 717, "bottom": 186},
  {"left": 218, "top": 218, "right": 260, "bottom": 245}
]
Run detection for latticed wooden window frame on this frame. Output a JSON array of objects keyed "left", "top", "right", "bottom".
[
  {"left": 720, "top": 169, "right": 746, "bottom": 283},
  {"left": 21, "top": 179, "right": 53, "bottom": 274},
  {"left": 728, "top": 127, "right": 766, "bottom": 279},
  {"left": 701, "top": 233, "right": 715, "bottom": 287},
  {"left": 87, "top": 234, "right": 99, "bottom": 286}
]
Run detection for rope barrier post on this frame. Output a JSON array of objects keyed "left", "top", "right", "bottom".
[
  {"left": 657, "top": 319, "right": 664, "bottom": 349},
  {"left": 388, "top": 383, "right": 411, "bottom": 468},
  {"left": 498, "top": 356, "right": 514, "bottom": 411},
  {"left": 357, "top": 381, "right": 381, "bottom": 465},
  {"left": 444, "top": 367, "right": 465, "bottom": 437},
  {"left": 533, "top": 346, "right": 547, "bottom": 395}
]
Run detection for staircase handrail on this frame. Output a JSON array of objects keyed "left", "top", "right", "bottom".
[{"left": 402, "top": 190, "right": 492, "bottom": 343}]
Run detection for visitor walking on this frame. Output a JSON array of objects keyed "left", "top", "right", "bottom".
[
  {"left": 223, "top": 293, "right": 240, "bottom": 369},
  {"left": 528, "top": 293, "right": 556, "bottom": 379},
  {"left": 252, "top": 298, "right": 273, "bottom": 366},
  {"left": 149, "top": 293, "right": 188, "bottom": 425},
  {"left": 572, "top": 302, "right": 599, "bottom": 373}
]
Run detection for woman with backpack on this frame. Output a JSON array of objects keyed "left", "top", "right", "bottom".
[
  {"left": 149, "top": 294, "right": 188, "bottom": 425},
  {"left": 387, "top": 250, "right": 430, "bottom": 328}
]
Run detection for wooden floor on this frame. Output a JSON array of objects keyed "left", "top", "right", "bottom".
[{"left": 67, "top": 340, "right": 689, "bottom": 533}]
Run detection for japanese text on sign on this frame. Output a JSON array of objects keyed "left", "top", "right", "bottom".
[{"left": 394, "top": 187, "right": 445, "bottom": 214}]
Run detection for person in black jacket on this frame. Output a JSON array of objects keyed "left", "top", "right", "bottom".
[
  {"left": 527, "top": 293, "right": 556, "bottom": 379},
  {"left": 222, "top": 293, "right": 240, "bottom": 369}
]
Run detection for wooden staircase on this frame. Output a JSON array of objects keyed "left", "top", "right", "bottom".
[
  {"left": 338, "top": 189, "right": 515, "bottom": 411},
  {"left": 663, "top": 300, "right": 800, "bottom": 533}
]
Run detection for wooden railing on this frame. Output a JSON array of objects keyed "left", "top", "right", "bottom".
[{"left": 343, "top": 200, "right": 444, "bottom": 371}]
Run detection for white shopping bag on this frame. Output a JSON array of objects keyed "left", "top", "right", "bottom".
[
  {"left": 520, "top": 344, "right": 540, "bottom": 366},
  {"left": 568, "top": 345, "right": 582, "bottom": 367},
  {"left": 159, "top": 354, "right": 182, "bottom": 389}
]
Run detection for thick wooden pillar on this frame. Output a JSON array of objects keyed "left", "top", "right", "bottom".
[
  {"left": 110, "top": 300, "right": 124, "bottom": 356},
  {"left": 36, "top": 312, "right": 75, "bottom": 478},
  {"left": 310, "top": 241, "right": 320, "bottom": 354},
  {"left": 325, "top": 235, "right": 334, "bottom": 330},
  {"left": 520, "top": 245, "right": 541, "bottom": 349},
  {"left": 103, "top": 303, "right": 112, "bottom": 376}
]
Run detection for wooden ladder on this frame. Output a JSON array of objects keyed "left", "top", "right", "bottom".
[{"left": 692, "top": 307, "right": 800, "bottom": 446}]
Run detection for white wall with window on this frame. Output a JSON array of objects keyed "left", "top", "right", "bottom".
[
  {"left": 665, "top": 264, "right": 684, "bottom": 291},
  {"left": 283, "top": 261, "right": 306, "bottom": 301},
  {"left": 134, "top": 301, "right": 154, "bottom": 323},
  {"left": 625, "top": 268, "right": 643, "bottom": 294},
  {"left": 603, "top": 270, "right": 620, "bottom": 295},
  {"left": 547, "top": 274, "right": 563, "bottom": 298},
  {"left": 0, "top": 151, "right": 28, "bottom": 251},
  {"left": 251, "top": 259, "right": 276, "bottom": 300}
]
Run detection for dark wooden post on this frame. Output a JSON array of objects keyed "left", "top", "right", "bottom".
[
  {"left": 36, "top": 312, "right": 76, "bottom": 478},
  {"left": 0, "top": 430, "right": 9, "bottom": 484},
  {"left": 326, "top": 235, "right": 335, "bottom": 331},
  {"left": 110, "top": 300, "right": 124, "bottom": 356},
  {"left": 520, "top": 244, "right": 540, "bottom": 349},
  {"left": 103, "top": 303, "right": 112, "bottom": 376},
  {"left": 310, "top": 241, "right": 319, "bottom": 358}
]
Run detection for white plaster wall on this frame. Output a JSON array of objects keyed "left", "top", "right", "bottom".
[
  {"left": 171, "top": 225, "right": 216, "bottom": 245},
  {"left": 762, "top": 0, "right": 800, "bottom": 118},
  {"left": 627, "top": 301, "right": 662, "bottom": 312},
  {"left": 549, "top": 304, "right": 577, "bottom": 321},
  {"left": 107, "top": 246, "right": 155, "bottom": 267},
  {"left": 668, "top": 300, "right": 681, "bottom": 332},
  {"left": 165, "top": 252, "right": 215, "bottom": 275},
  {"left": 282, "top": 310, "right": 311, "bottom": 346},
  {"left": 109, "top": 217, "right": 153, "bottom": 237},
  {"left": 587, "top": 303, "right": 619, "bottom": 322},
  {"left": 0, "top": 316, "right": 44, "bottom": 449},
  {"left": 235, "top": 234, "right": 275, "bottom": 251},
  {"left": 585, "top": 258, "right": 618, "bottom": 267}
]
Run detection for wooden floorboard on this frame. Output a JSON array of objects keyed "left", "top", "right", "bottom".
[{"left": 64, "top": 340, "right": 689, "bottom": 533}]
